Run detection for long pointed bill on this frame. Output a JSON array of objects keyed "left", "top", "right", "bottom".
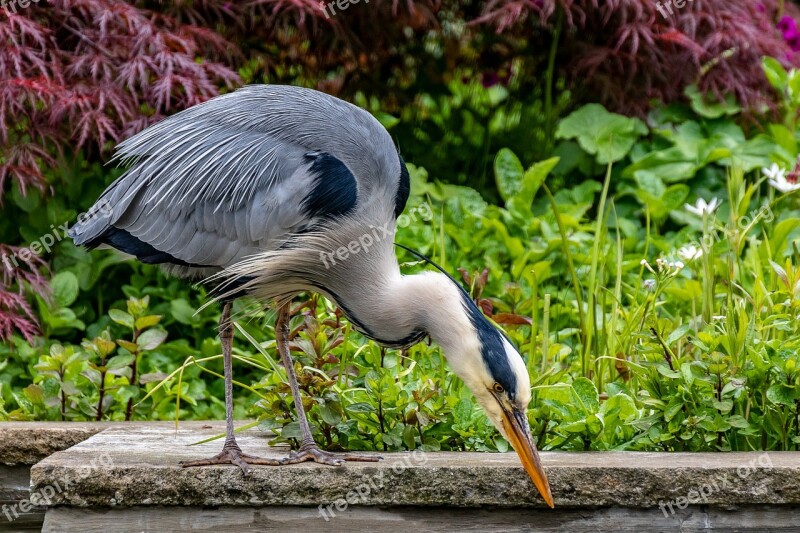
[{"left": 501, "top": 408, "right": 554, "bottom": 508}]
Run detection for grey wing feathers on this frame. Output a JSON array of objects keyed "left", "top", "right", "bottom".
[{"left": 70, "top": 85, "right": 399, "bottom": 270}]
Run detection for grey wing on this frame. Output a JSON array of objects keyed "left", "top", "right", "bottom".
[{"left": 68, "top": 85, "right": 392, "bottom": 272}]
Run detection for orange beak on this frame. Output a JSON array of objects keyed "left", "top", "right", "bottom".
[{"left": 501, "top": 407, "right": 554, "bottom": 508}]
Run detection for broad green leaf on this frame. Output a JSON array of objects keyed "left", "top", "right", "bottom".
[
  {"left": 572, "top": 377, "right": 599, "bottom": 414},
  {"left": 319, "top": 401, "right": 342, "bottom": 425},
  {"left": 680, "top": 363, "right": 694, "bottom": 386},
  {"left": 107, "top": 354, "right": 135, "bottom": 371},
  {"left": 657, "top": 365, "right": 681, "bottom": 379},
  {"left": 666, "top": 324, "right": 692, "bottom": 346},
  {"left": 767, "top": 384, "right": 799, "bottom": 406},
  {"left": 494, "top": 148, "right": 524, "bottom": 202},
  {"left": 170, "top": 299, "right": 197, "bottom": 325},
  {"left": 507, "top": 157, "right": 559, "bottom": 218},
  {"left": 117, "top": 340, "right": 139, "bottom": 353},
  {"left": 109, "top": 309, "right": 134, "bottom": 329},
  {"left": 600, "top": 393, "right": 637, "bottom": 422},
  {"left": 763, "top": 56, "right": 788, "bottom": 90},
  {"left": 685, "top": 84, "right": 741, "bottom": 118},
  {"left": 137, "top": 329, "right": 168, "bottom": 351},
  {"left": 51, "top": 272, "right": 79, "bottom": 308},
  {"left": 586, "top": 413, "right": 604, "bottom": 436},
  {"left": 556, "top": 104, "right": 647, "bottom": 164},
  {"left": 135, "top": 315, "right": 162, "bottom": 330},
  {"left": 727, "top": 415, "right": 751, "bottom": 429}
]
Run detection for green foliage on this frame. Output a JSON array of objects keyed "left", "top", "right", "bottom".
[{"left": 3, "top": 58, "right": 800, "bottom": 454}]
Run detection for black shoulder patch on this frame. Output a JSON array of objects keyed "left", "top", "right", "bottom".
[
  {"left": 301, "top": 152, "right": 358, "bottom": 220},
  {"left": 94, "top": 227, "right": 196, "bottom": 266},
  {"left": 461, "top": 292, "right": 519, "bottom": 401},
  {"left": 394, "top": 154, "right": 411, "bottom": 219}
]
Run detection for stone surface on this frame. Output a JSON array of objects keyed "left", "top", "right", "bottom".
[
  {"left": 0, "top": 422, "right": 110, "bottom": 466},
  {"left": 38, "top": 504, "right": 800, "bottom": 533},
  {"left": 29, "top": 425, "right": 800, "bottom": 509}
]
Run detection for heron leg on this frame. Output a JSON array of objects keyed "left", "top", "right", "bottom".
[
  {"left": 180, "top": 301, "right": 281, "bottom": 474},
  {"left": 276, "top": 302, "right": 382, "bottom": 466}
]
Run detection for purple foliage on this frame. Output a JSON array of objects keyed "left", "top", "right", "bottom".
[{"left": 476, "top": 0, "right": 800, "bottom": 115}]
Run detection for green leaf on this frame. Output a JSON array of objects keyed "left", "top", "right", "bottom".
[
  {"left": 556, "top": 104, "right": 647, "bottom": 164},
  {"left": 117, "top": 340, "right": 139, "bottom": 353},
  {"left": 680, "top": 363, "right": 695, "bottom": 386},
  {"left": 12, "top": 185, "right": 40, "bottom": 213},
  {"left": 666, "top": 324, "right": 692, "bottom": 346},
  {"left": 135, "top": 315, "right": 162, "bottom": 330},
  {"left": 494, "top": 148, "right": 524, "bottom": 202},
  {"left": 586, "top": 413, "right": 604, "bottom": 436},
  {"left": 770, "top": 219, "right": 800, "bottom": 261},
  {"left": 507, "top": 157, "right": 559, "bottom": 217},
  {"left": 657, "top": 365, "right": 681, "bottom": 379},
  {"left": 345, "top": 402, "right": 374, "bottom": 413},
  {"left": 763, "top": 56, "right": 788, "bottom": 90},
  {"left": 319, "top": 401, "right": 342, "bottom": 425},
  {"left": 767, "top": 384, "right": 800, "bottom": 406},
  {"left": 106, "top": 354, "right": 135, "bottom": 371},
  {"left": 572, "top": 377, "right": 599, "bottom": 414},
  {"left": 600, "top": 393, "right": 637, "bottom": 422},
  {"left": 109, "top": 309, "right": 134, "bottom": 329},
  {"left": 280, "top": 421, "right": 303, "bottom": 440},
  {"left": 373, "top": 111, "right": 399, "bottom": 129},
  {"left": 170, "top": 299, "right": 197, "bottom": 325},
  {"left": 23, "top": 384, "right": 45, "bottom": 408},
  {"left": 50, "top": 272, "right": 79, "bottom": 308},
  {"left": 712, "top": 400, "right": 733, "bottom": 414},
  {"left": 137, "top": 329, "right": 168, "bottom": 351},
  {"left": 685, "top": 84, "right": 741, "bottom": 118},
  {"left": 727, "top": 415, "right": 751, "bottom": 429}
]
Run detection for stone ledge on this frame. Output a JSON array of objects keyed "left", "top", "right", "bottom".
[
  {"left": 29, "top": 425, "right": 800, "bottom": 509},
  {"left": 0, "top": 422, "right": 111, "bottom": 466}
]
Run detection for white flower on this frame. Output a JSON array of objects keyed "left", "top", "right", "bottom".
[
  {"left": 640, "top": 259, "right": 656, "bottom": 274},
  {"left": 762, "top": 163, "right": 786, "bottom": 182},
  {"left": 684, "top": 197, "right": 722, "bottom": 216},
  {"left": 655, "top": 257, "right": 683, "bottom": 276},
  {"left": 643, "top": 279, "right": 656, "bottom": 292},
  {"left": 678, "top": 245, "right": 703, "bottom": 261},
  {"left": 767, "top": 172, "right": 800, "bottom": 194}
]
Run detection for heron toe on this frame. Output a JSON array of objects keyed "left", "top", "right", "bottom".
[
  {"left": 280, "top": 446, "right": 383, "bottom": 466},
  {"left": 180, "top": 443, "right": 282, "bottom": 475}
]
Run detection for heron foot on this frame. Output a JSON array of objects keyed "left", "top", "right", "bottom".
[
  {"left": 280, "top": 445, "right": 383, "bottom": 466},
  {"left": 180, "top": 441, "right": 282, "bottom": 475}
]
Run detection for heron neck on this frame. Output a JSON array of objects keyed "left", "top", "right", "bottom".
[{"left": 332, "top": 269, "right": 477, "bottom": 355}]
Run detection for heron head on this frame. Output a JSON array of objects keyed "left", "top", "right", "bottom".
[{"left": 440, "top": 295, "right": 554, "bottom": 508}]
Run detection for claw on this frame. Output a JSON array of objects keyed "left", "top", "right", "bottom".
[
  {"left": 280, "top": 445, "right": 383, "bottom": 466},
  {"left": 181, "top": 444, "right": 282, "bottom": 473}
]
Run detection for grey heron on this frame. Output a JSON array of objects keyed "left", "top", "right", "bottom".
[{"left": 69, "top": 85, "right": 554, "bottom": 507}]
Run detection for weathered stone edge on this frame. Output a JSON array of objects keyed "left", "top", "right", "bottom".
[
  {"left": 29, "top": 461, "right": 800, "bottom": 509},
  {"left": 0, "top": 422, "right": 222, "bottom": 465},
  {"left": 0, "top": 424, "right": 107, "bottom": 466}
]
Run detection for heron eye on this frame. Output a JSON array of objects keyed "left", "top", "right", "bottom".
[{"left": 492, "top": 382, "right": 504, "bottom": 393}]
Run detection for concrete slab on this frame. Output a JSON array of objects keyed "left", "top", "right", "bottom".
[
  {"left": 29, "top": 425, "right": 800, "bottom": 509},
  {"left": 0, "top": 422, "right": 110, "bottom": 466}
]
